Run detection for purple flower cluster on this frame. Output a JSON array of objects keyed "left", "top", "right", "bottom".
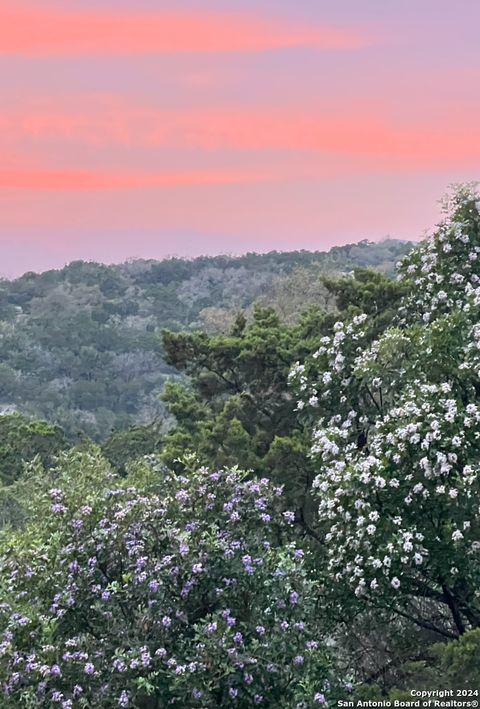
[{"left": 0, "top": 462, "right": 332, "bottom": 707}]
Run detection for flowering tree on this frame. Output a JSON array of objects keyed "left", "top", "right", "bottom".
[
  {"left": 0, "top": 451, "right": 338, "bottom": 707},
  {"left": 290, "top": 185, "right": 480, "bottom": 637}
]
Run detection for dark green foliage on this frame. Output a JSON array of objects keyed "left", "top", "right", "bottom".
[
  {"left": 160, "top": 269, "right": 403, "bottom": 520},
  {"left": 0, "top": 413, "right": 69, "bottom": 528},
  {"left": 101, "top": 422, "right": 164, "bottom": 474},
  {"left": 322, "top": 266, "right": 408, "bottom": 335},
  {"left": 430, "top": 629, "right": 480, "bottom": 688},
  {"left": 357, "top": 629, "right": 480, "bottom": 697},
  {"left": 0, "top": 413, "right": 68, "bottom": 485},
  {"left": 161, "top": 307, "right": 321, "bottom": 518}
]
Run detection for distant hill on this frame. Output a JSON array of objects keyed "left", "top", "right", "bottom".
[{"left": 0, "top": 239, "right": 414, "bottom": 439}]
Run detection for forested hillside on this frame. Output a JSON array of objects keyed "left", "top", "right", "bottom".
[{"left": 0, "top": 239, "right": 411, "bottom": 439}]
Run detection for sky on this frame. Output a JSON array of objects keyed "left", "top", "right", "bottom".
[{"left": 0, "top": 1, "right": 479, "bottom": 277}]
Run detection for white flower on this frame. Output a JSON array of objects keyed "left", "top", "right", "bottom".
[
  {"left": 451, "top": 530, "right": 463, "bottom": 542},
  {"left": 354, "top": 580, "right": 366, "bottom": 597},
  {"left": 391, "top": 577, "right": 401, "bottom": 589}
]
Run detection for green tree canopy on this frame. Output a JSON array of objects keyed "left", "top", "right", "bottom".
[{"left": 0, "top": 413, "right": 67, "bottom": 485}]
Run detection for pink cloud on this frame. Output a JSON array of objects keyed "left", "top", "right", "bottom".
[
  {"left": 0, "top": 164, "right": 272, "bottom": 190},
  {"left": 1, "top": 99, "right": 478, "bottom": 171},
  {"left": 0, "top": 4, "right": 370, "bottom": 56}
]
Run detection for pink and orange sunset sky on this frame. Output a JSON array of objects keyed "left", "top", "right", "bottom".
[{"left": 0, "top": 0, "right": 479, "bottom": 276}]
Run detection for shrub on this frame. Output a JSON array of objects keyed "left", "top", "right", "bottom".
[{"left": 0, "top": 453, "right": 339, "bottom": 707}]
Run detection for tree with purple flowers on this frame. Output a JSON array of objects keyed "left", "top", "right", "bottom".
[{"left": 0, "top": 451, "right": 337, "bottom": 707}]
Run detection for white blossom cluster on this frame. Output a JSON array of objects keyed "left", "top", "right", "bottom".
[
  {"left": 312, "top": 382, "right": 480, "bottom": 599},
  {"left": 397, "top": 184, "right": 480, "bottom": 325},
  {"left": 288, "top": 314, "right": 369, "bottom": 416}
]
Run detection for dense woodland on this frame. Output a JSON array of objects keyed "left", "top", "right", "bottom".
[
  {"left": 0, "top": 188, "right": 480, "bottom": 707},
  {"left": 0, "top": 239, "right": 410, "bottom": 439}
]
